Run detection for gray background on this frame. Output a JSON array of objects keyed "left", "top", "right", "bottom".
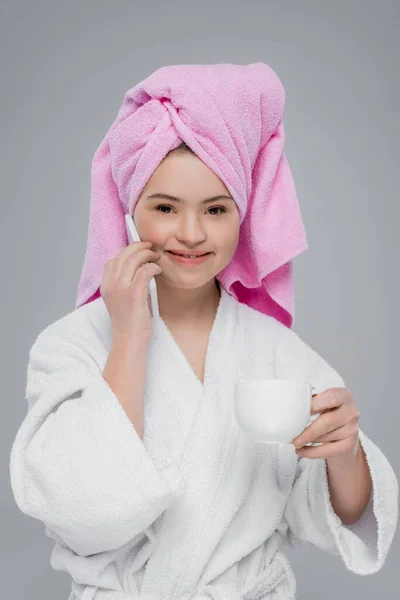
[{"left": 1, "top": 0, "right": 398, "bottom": 598}]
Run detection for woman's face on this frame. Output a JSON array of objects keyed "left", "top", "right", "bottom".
[{"left": 132, "top": 151, "right": 240, "bottom": 290}]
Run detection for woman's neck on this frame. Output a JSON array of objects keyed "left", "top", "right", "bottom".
[{"left": 156, "top": 279, "right": 221, "bottom": 328}]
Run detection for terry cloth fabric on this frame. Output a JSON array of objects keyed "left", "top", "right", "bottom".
[
  {"left": 75, "top": 62, "right": 308, "bottom": 328},
  {"left": 9, "top": 287, "right": 398, "bottom": 599}
]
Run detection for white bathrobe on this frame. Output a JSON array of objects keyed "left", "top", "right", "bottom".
[{"left": 9, "top": 286, "right": 398, "bottom": 600}]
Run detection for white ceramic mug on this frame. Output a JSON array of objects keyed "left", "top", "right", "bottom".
[{"left": 234, "top": 378, "right": 324, "bottom": 445}]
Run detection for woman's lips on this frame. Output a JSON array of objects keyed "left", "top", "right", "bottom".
[{"left": 166, "top": 251, "right": 212, "bottom": 265}]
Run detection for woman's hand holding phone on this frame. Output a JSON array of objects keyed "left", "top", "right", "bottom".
[{"left": 100, "top": 241, "right": 163, "bottom": 342}]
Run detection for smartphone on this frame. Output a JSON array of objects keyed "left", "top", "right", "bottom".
[{"left": 125, "top": 214, "right": 160, "bottom": 319}]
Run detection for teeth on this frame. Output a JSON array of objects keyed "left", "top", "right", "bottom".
[{"left": 173, "top": 253, "right": 203, "bottom": 258}]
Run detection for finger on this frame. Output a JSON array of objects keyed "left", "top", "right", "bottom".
[
  {"left": 107, "top": 242, "right": 153, "bottom": 278},
  {"left": 292, "top": 406, "right": 348, "bottom": 447},
  {"left": 311, "top": 388, "right": 346, "bottom": 415},
  {"left": 309, "top": 389, "right": 330, "bottom": 415},
  {"left": 118, "top": 241, "right": 153, "bottom": 264},
  {"left": 292, "top": 403, "right": 346, "bottom": 447},
  {"left": 312, "top": 422, "right": 358, "bottom": 444},
  {"left": 295, "top": 437, "right": 355, "bottom": 459},
  {"left": 119, "top": 249, "right": 161, "bottom": 287},
  {"left": 127, "top": 262, "right": 162, "bottom": 305}
]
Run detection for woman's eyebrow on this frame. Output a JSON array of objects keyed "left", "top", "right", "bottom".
[{"left": 145, "top": 193, "right": 234, "bottom": 205}]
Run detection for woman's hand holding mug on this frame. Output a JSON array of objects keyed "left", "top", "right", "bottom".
[{"left": 292, "top": 387, "right": 360, "bottom": 461}]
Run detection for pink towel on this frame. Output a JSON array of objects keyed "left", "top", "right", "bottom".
[{"left": 76, "top": 62, "right": 308, "bottom": 328}]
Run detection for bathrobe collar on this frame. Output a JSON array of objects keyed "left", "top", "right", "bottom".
[
  {"left": 154, "top": 283, "right": 230, "bottom": 393},
  {"left": 139, "top": 285, "right": 250, "bottom": 599}
]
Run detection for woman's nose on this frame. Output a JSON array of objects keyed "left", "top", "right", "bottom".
[{"left": 175, "top": 219, "right": 207, "bottom": 244}]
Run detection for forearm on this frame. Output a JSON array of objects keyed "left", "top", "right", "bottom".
[
  {"left": 326, "top": 438, "right": 372, "bottom": 525},
  {"left": 102, "top": 335, "right": 150, "bottom": 440}
]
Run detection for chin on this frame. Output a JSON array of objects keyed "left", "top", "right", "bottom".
[{"left": 160, "top": 274, "right": 215, "bottom": 289}]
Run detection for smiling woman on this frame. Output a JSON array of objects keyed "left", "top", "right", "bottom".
[
  {"left": 11, "top": 62, "right": 398, "bottom": 600},
  {"left": 131, "top": 142, "right": 241, "bottom": 327}
]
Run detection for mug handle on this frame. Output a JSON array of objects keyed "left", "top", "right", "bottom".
[{"left": 303, "top": 386, "right": 324, "bottom": 447}]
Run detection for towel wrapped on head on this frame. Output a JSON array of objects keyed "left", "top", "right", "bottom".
[{"left": 76, "top": 62, "right": 308, "bottom": 328}]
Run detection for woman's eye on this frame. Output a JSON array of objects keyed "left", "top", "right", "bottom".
[
  {"left": 155, "top": 204, "right": 226, "bottom": 215},
  {"left": 155, "top": 205, "right": 173, "bottom": 214},
  {"left": 208, "top": 206, "right": 226, "bottom": 215}
]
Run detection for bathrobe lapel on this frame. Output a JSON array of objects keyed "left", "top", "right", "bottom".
[
  {"left": 142, "top": 286, "right": 235, "bottom": 466},
  {"left": 139, "top": 287, "right": 251, "bottom": 599}
]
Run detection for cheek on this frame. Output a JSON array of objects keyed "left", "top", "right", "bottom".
[
  {"left": 132, "top": 209, "right": 162, "bottom": 244},
  {"left": 225, "top": 220, "right": 240, "bottom": 252},
  {"left": 217, "top": 230, "right": 239, "bottom": 265}
]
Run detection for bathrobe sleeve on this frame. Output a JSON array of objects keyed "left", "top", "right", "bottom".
[
  {"left": 278, "top": 327, "right": 398, "bottom": 574},
  {"left": 9, "top": 314, "right": 185, "bottom": 557}
]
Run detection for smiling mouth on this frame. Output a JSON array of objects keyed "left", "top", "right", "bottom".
[{"left": 167, "top": 251, "right": 211, "bottom": 257}]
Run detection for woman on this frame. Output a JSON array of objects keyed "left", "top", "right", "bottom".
[{"left": 9, "top": 63, "right": 398, "bottom": 600}]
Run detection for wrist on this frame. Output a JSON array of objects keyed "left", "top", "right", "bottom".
[
  {"left": 326, "top": 437, "right": 361, "bottom": 468},
  {"left": 112, "top": 331, "right": 151, "bottom": 350}
]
